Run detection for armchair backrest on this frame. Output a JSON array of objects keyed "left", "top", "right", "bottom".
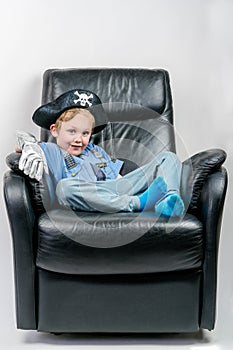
[{"left": 40, "top": 68, "right": 176, "bottom": 174}]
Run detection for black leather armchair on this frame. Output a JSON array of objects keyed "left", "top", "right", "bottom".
[{"left": 4, "top": 68, "right": 228, "bottom": 333}]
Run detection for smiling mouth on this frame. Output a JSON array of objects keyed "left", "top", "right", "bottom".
[{"left": 71, "top": 144, "right": 82, "bottom": 148}]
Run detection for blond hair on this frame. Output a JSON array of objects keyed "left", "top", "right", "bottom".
[{"left": 55, "top": 108, "right": 95, "bottom": 131}]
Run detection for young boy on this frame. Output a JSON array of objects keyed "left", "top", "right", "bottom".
[{"left": 18, "top": 89, "right": 185, "bottom": 217}]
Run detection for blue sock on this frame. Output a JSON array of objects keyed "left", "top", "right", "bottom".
[
  {"left": 155, "top": 192, "right": 185, "bottom": 217},
  {"left": 138, "top": 176, "right": 167, "bottom": 211}
]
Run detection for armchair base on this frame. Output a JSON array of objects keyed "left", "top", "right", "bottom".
[{"left": 37, "top": 269, "right": 201, "bottom": 333}]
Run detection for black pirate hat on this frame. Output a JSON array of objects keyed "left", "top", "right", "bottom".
[{"left": 32, "top": 89, "right": 108, "bottom": 134}]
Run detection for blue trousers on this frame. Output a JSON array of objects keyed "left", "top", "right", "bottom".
[{"left": 56, "top": 151, "right": 182, "bottom": 213}]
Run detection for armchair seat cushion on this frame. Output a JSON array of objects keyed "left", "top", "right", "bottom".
[{"left": 36, "top": 209, "right": 203, "bottom": 275}]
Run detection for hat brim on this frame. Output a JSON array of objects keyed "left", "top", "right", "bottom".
[{"left": 32, "top": 89, "right": 108, "bottom": 134}]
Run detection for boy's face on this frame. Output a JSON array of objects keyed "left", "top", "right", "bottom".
[{"left": 50, "top": 113, "right": 92, "bottom": 156}]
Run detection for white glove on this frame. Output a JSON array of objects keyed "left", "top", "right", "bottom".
[
  {"left": 16, "top": 131, "right": 48, "bottom": 181},
  {"left": 16, "top": 130, "right": 38, "bottom": 150}
]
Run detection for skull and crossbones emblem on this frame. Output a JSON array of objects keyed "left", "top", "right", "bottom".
[{"left": 73, "top": 91, "right": 93, "bottom": 107}]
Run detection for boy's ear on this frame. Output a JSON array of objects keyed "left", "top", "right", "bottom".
[{"left": 50, "top": 124, "right": 58, "bottom": 137}]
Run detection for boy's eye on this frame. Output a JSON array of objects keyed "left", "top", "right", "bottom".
[
  {"left": 83, "top": 131, "right": 90, "bottom": 136},
  {"left": 66, "top": 129, "right": 90, "bottom": 136}
]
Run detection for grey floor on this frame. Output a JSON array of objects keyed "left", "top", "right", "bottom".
[{"left": 2, "top": 316, "right": 233, "bottom": 350}]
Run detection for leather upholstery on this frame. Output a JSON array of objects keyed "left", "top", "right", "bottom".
[
  {"left": 4, "top": 172, "right": 37, "bottom": 329},
  {"left": 6, "top": 152, "right": 52, "bottom": 215},
  {"left": 3, "top": 68, "right": 228, "bottom": 333},
  {"left": 40, "top": 69, "right": 175, "bottom": 151},
  {"left": 198, "top": 167, "right": 228, "bottom": 329},
  {"left": 42, "top": 68, "right": 173, "bottom": 118},
  {"left": 37, "top": 210, "right": 203, "bottom": 274},
  {"left": 37, "top": 269, "right": 201, "bottom": 333},
  {"left": 181, "top": 148, "right": 227, "bottom": 210}
]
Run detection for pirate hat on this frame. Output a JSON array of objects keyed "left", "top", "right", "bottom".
[{"left": 32, "top": 89, "right": 108, "bottom": 134}]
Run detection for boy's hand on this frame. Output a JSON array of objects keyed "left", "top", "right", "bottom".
[{"left": 16, "top": 131, "right": 48, "bottom": 181}]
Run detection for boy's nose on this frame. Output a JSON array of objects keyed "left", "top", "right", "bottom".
[{"left": 73, "top": 133, "right": 82, "bottom": 142}]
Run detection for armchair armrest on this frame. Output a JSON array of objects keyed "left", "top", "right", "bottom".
[
  {"left": 3, "top": 171, "right": 37, "bottom": 329},
  {"left": 6, "top": 152, "right": 55, "bottom": 215},
  {"left": 181, "top": 148, "right": 226, "bottom": 211},
  {"left": 6, "top": 152, "right": 22, "bottom": 173},
  {"left": 198, "top": 166, "right": 228, "bottom": 330},
  {"left": 181, "top": 149, "right": 227, "bottom": 330}
]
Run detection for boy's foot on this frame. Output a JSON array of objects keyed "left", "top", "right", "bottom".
[
  {"left": 138, "top": 176, "right": 167, "bottom": 211},
  {"left": 154, "top": 191, "right": 185, "bottom": 217}
]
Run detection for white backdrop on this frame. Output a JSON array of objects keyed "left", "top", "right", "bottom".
[{"left": 0, "top": 0, "right": 233, "bottom": 342}]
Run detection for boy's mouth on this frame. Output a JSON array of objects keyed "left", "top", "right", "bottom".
[
  {"left": 70, "top": 144, "right": 82, "bottom": 149},
  {"left": 68, "top": 144, "right": 84, "bottom": 155}
]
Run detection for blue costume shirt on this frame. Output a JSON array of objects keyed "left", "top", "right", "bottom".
[{"left": 40, "top": 142, "right": 123, "bottom": 187}]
